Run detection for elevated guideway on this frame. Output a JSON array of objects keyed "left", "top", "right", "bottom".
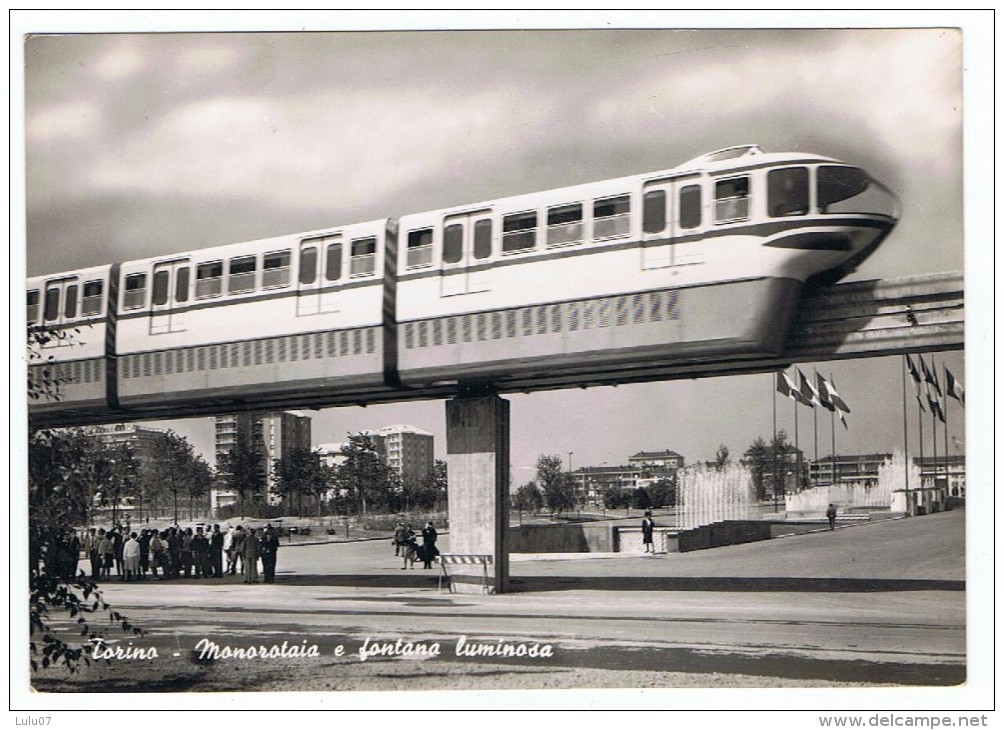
[
  {"left": 28, "top": 271, "right": 964, "bottom": 429},
  {"left": 501, "top": 271, "right": 964, "bottom": 392}
]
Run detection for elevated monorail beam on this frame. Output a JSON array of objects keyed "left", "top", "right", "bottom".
[
  {"left": 30, "top": 272, "right": 963, "bottom": 429},
  {"left": 491, "top": 271, "right": 964, "bottom": 393}
]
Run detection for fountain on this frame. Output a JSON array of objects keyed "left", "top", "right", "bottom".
[{"left": 678, "top": 463, "right": 757, "bottom": 530}]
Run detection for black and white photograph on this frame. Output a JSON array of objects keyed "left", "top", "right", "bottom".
[{"left": 13, "top": 11, "right": 993, "bottom": 717}]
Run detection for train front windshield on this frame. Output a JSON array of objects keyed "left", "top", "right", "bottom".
[{"left": 817, "top": 166, "right": 897, "bottom": 218}]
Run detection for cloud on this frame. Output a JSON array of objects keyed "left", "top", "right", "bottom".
[
  {"left": 86, "top": 86, "right": 542, "bottom": 213},
  {"left": 174, "top": 44, "right": 241, "bottom": 75},
  {"left": 27, "top": 100, "right": 103, "bottom": 141},
  {"left": 92, "top": 39, "right": 147, "bottom": 81},
  {"left": 584, "top": 31, "right": 961, "bottom": 177}
]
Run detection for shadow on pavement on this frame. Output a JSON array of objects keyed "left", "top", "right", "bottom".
[{"left": 269, "top": 574, "right": 964, "bottom": 593}]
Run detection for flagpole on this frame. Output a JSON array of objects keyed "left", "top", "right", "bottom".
[
  {"left": 901, "top": 356, "right": 910, "bottom": 508},
  {"left": 930, "top": 404, "right": 938, "bottom": 499},
  {"left": 939, "top": 363, "right": 947, "bottom": 500},
  {"left": 829, "top": 372, "right": 837, "bottom": 487},
  {"left": 794, "top": 395, "right": 800, "bottom": 492},
  {"left": 917, "top": 383, "right": 925, "bottom": 515},
  {"left": 812, "top": 402, "right": 818, "bottom": 488},
  {"left": 772, "top": 374, "right": 779, "bottom": 512}
]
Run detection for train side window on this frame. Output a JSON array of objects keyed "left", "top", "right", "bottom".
[
  {"left": 123, "top": 273, "right": 147, "bottom": 310},
  {"left": 263, "top": 250, "right": 292, "bottom": 288},
  {"left": 229, "top": 255, "right": 257, "bottom": 294},
  {"left": 27, "top": 290, "right": 40, "bottom": 324},
  {"left": 152, "top": 269, "right": 170, "bottom": 306},
  {"left": 593, "top": 195, "right": 630, "bottom": 239},
  {"left": 679, "top": 185, "right": 702, "bottom": 229},
  {"left": 715, "top": 177, "right": 749, "bottom": 223},
  {"left": 643, "top": 191, "right": 667, "bottom": 234},
  {"left": 44, "top": 286, "right": 61, "bottom": 321},
  {"left": 502, "top": 211, "right": 537, "bottom": 253},
  {"left": 350, "top": 237, "right": 377, "bottom": 276},
  {"left": 407, "top": 229, "right": 433, "bottom": 268},
  {"left": 325, "top": 243, "right": 342, "bottom": 281},
  {"left": 82, "top": 281, "right": 103, "bottom": 315},
  {"left": 768, "top": 167, "right": 809, "bottom": 217},
  {"left": 299, "top": 247, "right": 318, "bottom": 285},
  {"left": 547, "top": 203, "right": 583, "bottom": 247},
  {"left": 474, "top": 219, "right": 492, "bottom": 259},
  {"left": 196, "top": 261, "right": 223, "bottom": 298},
  {"left": 175, "top": 267, "right": 190, "bottom": 303},
  {"left": 443, "top": 224, "right": 463, "bottom": 264},
  {"left": 63, "top": 284, "right": 78, "bottom": 319}
]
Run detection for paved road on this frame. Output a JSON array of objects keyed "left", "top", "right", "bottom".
[{"left": 43, "top": 508, "right": 965, "bottom": 690}]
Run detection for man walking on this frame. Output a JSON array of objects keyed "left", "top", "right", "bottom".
[
  {"left": 242, "top": 528, "right": 261, "bottom": 583},
  {"left": 826, "top": 503, "right": 838, "bottom": 530},
  {"left": 260, "top": 525, "right": 280, "bottom": 583}
]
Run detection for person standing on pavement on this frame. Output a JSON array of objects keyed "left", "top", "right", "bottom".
[
  {"left": 84, "top": 528, "right": 100, "bottom": 580},
  {"left": 231, "top": 526, "right": 246, "bottom": 576},
  {"left": 420, "top": 521, "right": 439, "bottom": 569},
  {"left": 242, "top": 528, "right": 261, "bottom": 583},
  {"left": 826, "top": 504, "right": 838, "bottom": 530},
  {"left": 393, "top": 522, "right": 408, "bottom": 556},
  {"left": 122, "top": 532, "right": 141, "bottom": 582},
  {"left": 260, "top": 525, "right": 280, "bottom": 583},
  {"left": 642, "top": 511, "right": 656, "bottom": 554},
  {"left": 210, "top": 524, "right": 225, "bottom": 578}
]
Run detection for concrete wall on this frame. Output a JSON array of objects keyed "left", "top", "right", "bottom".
[
  {"left": 677, "top": 520, "right": 772, "bottom": 552},
  {"left": 508, "top": 522, "right": 614, "bottom": 553}
]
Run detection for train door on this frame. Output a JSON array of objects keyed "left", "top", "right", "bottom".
[
  {"left": 297, "top": 235, "right": 342, "bottom": 316},
  {"left": 150, "top": 258, "right": 191, "bottom": 334},
  {"left": 641, "top": 179, "right": 674, "bottom": 269},
  {"left": 41, "top": 277, "right": 80, "bottom": 338},
  {"left": 440, "top": 209, "right": 493, "bottom": 297}
]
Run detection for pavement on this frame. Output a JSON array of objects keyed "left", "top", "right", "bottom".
[{"left": 32, "top": 507, "right": 966, "bottom": 693}]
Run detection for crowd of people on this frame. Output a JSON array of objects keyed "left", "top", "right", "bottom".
[
  {"left": 77, "top": 523, "right": 282, "bottom": 584},
  {"left": 393, "top": 521, "right": 439, "bottom": 569}
]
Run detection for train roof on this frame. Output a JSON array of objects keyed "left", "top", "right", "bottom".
[{"left": 28, "top": 145, "right": 851, "bottom": 283}]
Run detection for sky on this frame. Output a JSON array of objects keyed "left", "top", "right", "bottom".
[{"left": 15, "top": 14, "right": 989, "bottom": 478}]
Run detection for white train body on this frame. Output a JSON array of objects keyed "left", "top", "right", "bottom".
[{"left": 27, "top": 145, "right": 898, "bottom": 424}]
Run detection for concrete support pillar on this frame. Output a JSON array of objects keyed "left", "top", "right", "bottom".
[{"left": 445, "top": 393, "right": 510, "bottom": 594}]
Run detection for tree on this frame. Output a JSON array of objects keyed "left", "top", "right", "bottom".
[
  {"left": 714, "top": 444, "right": 731, "bottom": 470},
  {"left": 513, "top": 481, "right": 544, "bottom": 514},
  {"left": 745, "top": 437, "right": 771, "bottom": 500},
  {"left": 334, "top": 433, "right": 394, "bottom": 514},
  {"left": 146, "top": 430, "right": 215, "bottom": 523},
  {"left": 27, "top": 326, "right": 143, "bottom": 673},
  {"left": 603, "top": 486, "right": 629, "bottom": 510},
  {"left": 631, "top": 487, "right": 652, "bottom": 510},
  {"left": 217, "top": 440, "right": 267, "bottom": 518},
  {"left": 536, "top": 454, "right": 575, "bottom": 517},
  {"left": 649, "top": 477, "right": 677, "bottom": 508},
  {"left": 744, "top": 431, "right": 797, "bottom": 500},
  {"left": 272, "top": 448, "right": 330, "bottom": 516}
]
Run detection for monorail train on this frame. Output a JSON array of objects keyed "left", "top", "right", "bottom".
[{"left": 27, "top": 145, "right": 899, "bottom": 425}]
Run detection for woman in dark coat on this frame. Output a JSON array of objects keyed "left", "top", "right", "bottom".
[
  {"left": 420, "top": 522, "right": 439, "bottom": 569},
  {"left": 641, "top": 511, "right": 655, "bottom": 553}
]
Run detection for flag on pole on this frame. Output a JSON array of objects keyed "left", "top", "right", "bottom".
[
  {"left": 945, "top": 367, "right": 965, "bottom": 405},
  {"left": 814, "top": 372, "right": 836, "bottom": 411},
  {"left": 798, "top": 368, "right": 820, "bottom": 408},
  {"left": 781, "top": 370, "right": 811, "bottom": 406},
  {"left": 818, "top": 373, "right": 851, "bottom": 414},
  {"left": 776, "top": 371, "right": 793, "bottom": 399},
  {"left": 921, "top": 356, "right": 942, "bottom": 396},
  {"left": 915, "top": 379, "right": 927, "bottom": 412},
  {"left": 906, "top": 354, "right": 923, "bottom": 383},
  {"left": 926, "top": 386, "right": 944, "bottom": 422}
]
